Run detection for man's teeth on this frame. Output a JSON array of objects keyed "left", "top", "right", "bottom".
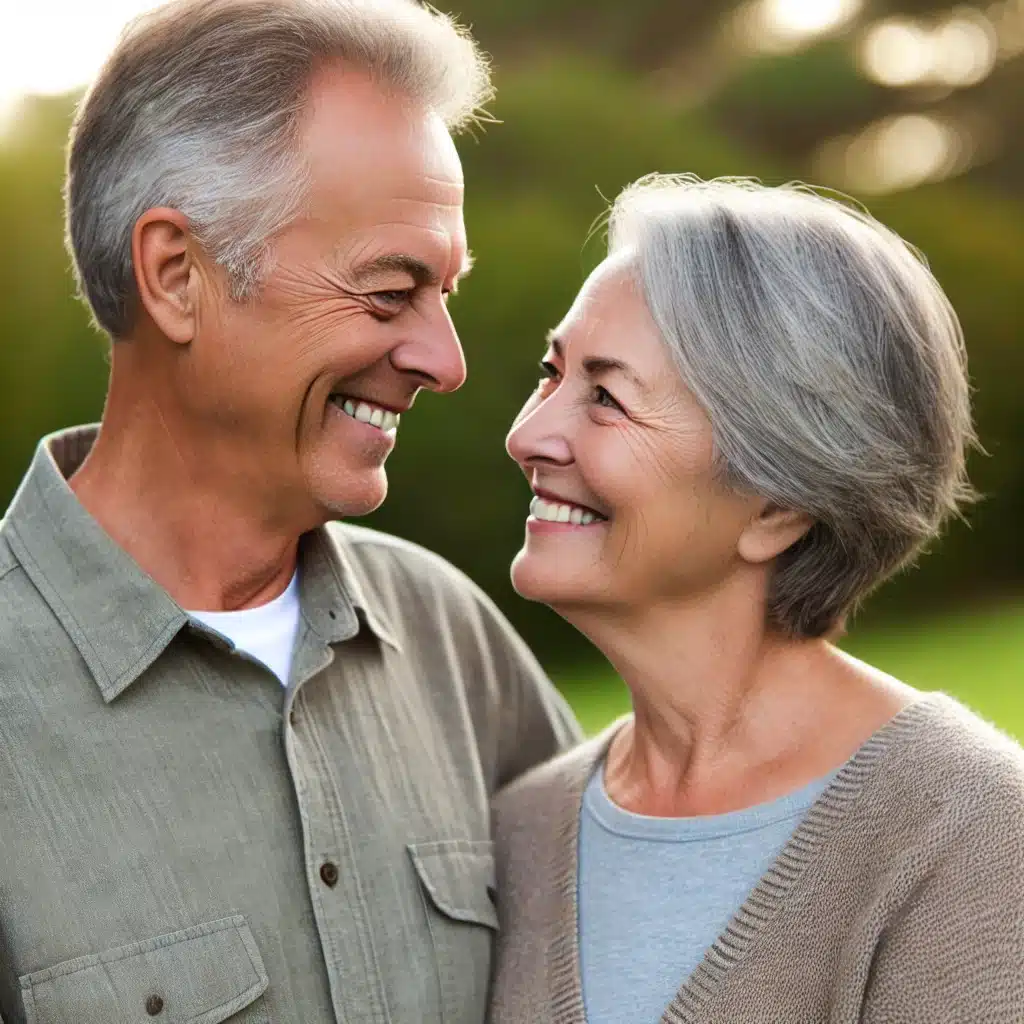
[
  {"left": 529, "top": 496, "right": 601, "bottom": 525},
  {"left": 337, "top": 397, "right": 400, "bottom": 432}
]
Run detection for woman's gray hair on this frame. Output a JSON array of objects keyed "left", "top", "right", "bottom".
[
  {"left": 65, "top": 0, "right": 492, "bottom": 338},
  {"left": 609, "top": 175, "right": 978, "bottom": 638}
]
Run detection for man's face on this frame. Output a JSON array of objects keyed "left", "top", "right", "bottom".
[{"left": 184, "top": 68, "right": 469, "bottom": 525}]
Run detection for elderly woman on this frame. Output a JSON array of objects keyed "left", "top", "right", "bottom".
[{"left": 490, "top": 176, "right": 1024, "bottom": 1024}]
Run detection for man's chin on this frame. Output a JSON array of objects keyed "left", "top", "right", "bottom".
[{"left": 313, "top": 472, "right": 388, "bottom": 521}]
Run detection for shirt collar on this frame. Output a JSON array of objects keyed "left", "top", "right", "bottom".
[
  {"left": 299, "top": 523, "right": 402, "bottom": 653},
  {"left": 4, "top": 425, "right": 398, "bottom": 703}
]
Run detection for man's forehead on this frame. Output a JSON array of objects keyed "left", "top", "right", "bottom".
[{"left": 303, "top": 70, "right": 465, "bottom": 202}]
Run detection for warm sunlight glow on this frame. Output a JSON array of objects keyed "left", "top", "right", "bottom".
[
  {"left": 991, "top": 0, "right": 1024, "bottom": 58},
  {"left": 814, "top": 113, "right": 971, "bottom": 195},
  {"left": 870, "top": 115, "right": 959, "bottom": 190},
  {"left": 0, "top": 1, "right": 162, "bottom": 113},
  {"left": 765, "top": 0, "right": 862, "bottom": 38},
  {"left": 932, "top": 13, "right": 998, "bottom": 86},
  {"left": 730, "top": 0, "right": 863, "bottom": 54},
  {"left": 860, "top": 20, "right": 934, "bottom": 86},
  {"left": 860, "top": 12, "right": 998, "bottom": 89}
]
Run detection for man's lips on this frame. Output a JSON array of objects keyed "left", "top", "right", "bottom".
[
  {"left": 329, "top": 394, "right": 402, "bottom": 433},
  {"left": 329, "top": 390, "right": 411, "bottom": 414}
]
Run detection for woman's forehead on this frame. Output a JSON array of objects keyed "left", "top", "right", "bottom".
[{"left": 554, "top": 256, "right": 658, "bottom": 354}]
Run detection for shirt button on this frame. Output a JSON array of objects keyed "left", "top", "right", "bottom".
[
  {"left": 145, "top": 994, "right": 164, "bottom": 1016},
  {"left": 320, "top": 861, "right": 339, "bottom": 887}
]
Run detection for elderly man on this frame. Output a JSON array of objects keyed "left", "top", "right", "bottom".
[{"left": 0, "top": 1, "right": 580, "bottom": 1022}]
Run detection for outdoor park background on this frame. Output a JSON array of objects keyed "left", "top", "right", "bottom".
[{"left": 1, "top": 0, "right": 1021, "bottom": 736}]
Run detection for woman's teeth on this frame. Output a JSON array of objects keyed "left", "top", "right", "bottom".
[
  {"left": 333, "top": 396, "right": 400, "bottom": 432},
  {"left": 530, "top": 496, "right": 602, "bottom": 525}
]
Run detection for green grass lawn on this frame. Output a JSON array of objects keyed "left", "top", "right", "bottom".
[{"left": 555, "top": 600, "right": 1024, "bottom": 738}]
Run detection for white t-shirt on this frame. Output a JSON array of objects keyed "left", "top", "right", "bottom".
[{"left": 188, "top": 571, "right": 301, "bottom": 686}]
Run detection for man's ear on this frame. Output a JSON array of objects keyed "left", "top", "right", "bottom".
[
  {"left": 131, "top": 207, "right": 199, "bottom": 344},
  {"left": 737, "top": 501, "right": 815, "bottom": 565}
]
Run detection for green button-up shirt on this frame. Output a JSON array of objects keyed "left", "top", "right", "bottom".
[{"left": 0, "top": 426, "right": 581, "bottom": 1024}]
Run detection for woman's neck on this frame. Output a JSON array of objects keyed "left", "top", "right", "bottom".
[{"left": 565, "top": 591, "right": 916, "bottom": 817}]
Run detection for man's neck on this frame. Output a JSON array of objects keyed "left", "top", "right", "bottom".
[{"left": 68, "top": 420, "right": 307, "bottom": 612}]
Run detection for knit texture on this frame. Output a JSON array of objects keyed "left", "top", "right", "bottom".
[{"left": 489, "top": 692, "right": 1024, "bottom": 1023}]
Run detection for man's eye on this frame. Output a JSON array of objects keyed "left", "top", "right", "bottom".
[
  {"left": 538, "top": 360, "right": 559, "bottom": 381},
  {"left": 372, "top": 290, "right": 411, "bottom": 307}
]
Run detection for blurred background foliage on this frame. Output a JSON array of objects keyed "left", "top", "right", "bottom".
[{"left": 1, "top": 0, "right": 1021, "bottom": 707}]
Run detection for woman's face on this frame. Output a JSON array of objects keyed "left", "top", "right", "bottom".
[{"left": 506, "top": 255, "right": 768, "bottom": 614}]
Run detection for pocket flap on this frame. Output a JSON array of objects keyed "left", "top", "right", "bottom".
[
  {"left": 408, "top": 839, "right": 499, "bottom": 930},
  {"left": 20, "top": 915, "right": 268, "bottom": 1024}
]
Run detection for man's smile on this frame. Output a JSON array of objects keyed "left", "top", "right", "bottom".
[{"left": 328, "top": 393, "right": 402, "bottom": 434}]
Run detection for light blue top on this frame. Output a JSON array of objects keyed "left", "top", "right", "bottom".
[{"left": 578, "top": 763, "right": 837, "bottom": 1024}]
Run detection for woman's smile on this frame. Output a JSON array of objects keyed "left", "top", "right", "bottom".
[{"left": 527, "top": 488, "right": 608, "bottom": 532}]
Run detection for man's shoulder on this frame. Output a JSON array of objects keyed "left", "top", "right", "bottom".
[
  {"left": 0, "top": 529, "right": 39, "bottom": 633},
  {"left": 325, "top": 521, "right": 497, "bottom": 619},
  {"left": 326, "top": 521, "right": 476, "bottom": 587},
  {"left": 322, "top": 525, "right": 583, "bottom": 783},
  {"left": 0, "top": 546, "right": 17, "bottom": 586},
  {"left": 0, "top": 530, "right": 71, "bottom": 694},
  {"left": 0, "top": 521, "right": 19, "bottom": 575}
]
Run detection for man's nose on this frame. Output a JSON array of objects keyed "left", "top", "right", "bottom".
[{"left": 391, "top": 305, "right": 467, "bottom": 394}]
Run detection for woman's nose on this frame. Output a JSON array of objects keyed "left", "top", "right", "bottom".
[{"left": 506, "top": 395, "right": 574, "bottom": 469}]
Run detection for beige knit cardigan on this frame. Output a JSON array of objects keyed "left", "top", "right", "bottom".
[{"left": 489, "top": 692, "right": 1024, "bottom": 1023}]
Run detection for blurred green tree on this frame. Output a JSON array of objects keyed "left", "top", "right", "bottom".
[{"left": 1, "top": 50, "right": 1020, "bottom": 665}]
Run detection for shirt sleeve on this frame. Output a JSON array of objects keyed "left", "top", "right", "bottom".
[
  {"left": 473, "top": 593, "right": 583, "bottom": 791},
  {"left": 860, "top": 793, "right": 1024, "bottom": 1023},
  {"left": 497, "top": 637, "right": 583, "bottom": 791}
]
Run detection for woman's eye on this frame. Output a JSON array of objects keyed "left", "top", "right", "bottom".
[
  {"left": 594, "top": 385, "right": 622, "bottom": 411},
  {"left": 537, "top": 360, "right": 560, "bottom": 387}
]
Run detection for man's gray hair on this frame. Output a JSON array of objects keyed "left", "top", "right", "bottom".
[
  {"left": 609, "top": 175, "right": 978, "bottom": 638},
  {"left": 65, "top": 0, "right": 492, "bottom": 338}
]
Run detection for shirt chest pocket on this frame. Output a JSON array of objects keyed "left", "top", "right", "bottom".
[
  {"left": 408, "top": 840, "right": 499, "bottom": 1024},
  {"left": 19, "top": 915, "right": 270, "bottom": 1024}
]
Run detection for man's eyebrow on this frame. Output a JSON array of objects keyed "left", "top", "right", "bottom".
[
  {"left": 351, "top": 253, "right": 438, "bottom": 288},
  {"left": 351, "top": 252, "right": 475, "bottom": 292},
  {"left": 545, "top": 331, "right": 647, "bottom": 393}
]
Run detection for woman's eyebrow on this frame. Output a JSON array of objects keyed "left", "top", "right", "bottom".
[
  {"left": 545, "top": 331, "right": 647, "bottom": 392},
  {"left": 582, "top": 355, "right": 648, "bottom": 394}
]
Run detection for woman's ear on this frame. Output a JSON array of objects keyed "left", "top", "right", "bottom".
[
  {"left": 737, "top": 501, "right": 815, "bottom": 564},
  {"left": 131, "top": 207, "right": 199, "bottom": 344}
]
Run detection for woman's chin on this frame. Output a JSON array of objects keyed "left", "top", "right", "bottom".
[{"left": 510, "top": 550, "right": 591, "bottom": 607}]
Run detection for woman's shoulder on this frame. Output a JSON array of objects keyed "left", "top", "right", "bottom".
[
  {"left": 870, "top": 691, "right": 1024, "bottom": 850},
  {"left": 898, "top": 692, "right": 1024, "bottom": 790},
  {"left": 492, "top": 718, "right": 625, "bottom": 831}
]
